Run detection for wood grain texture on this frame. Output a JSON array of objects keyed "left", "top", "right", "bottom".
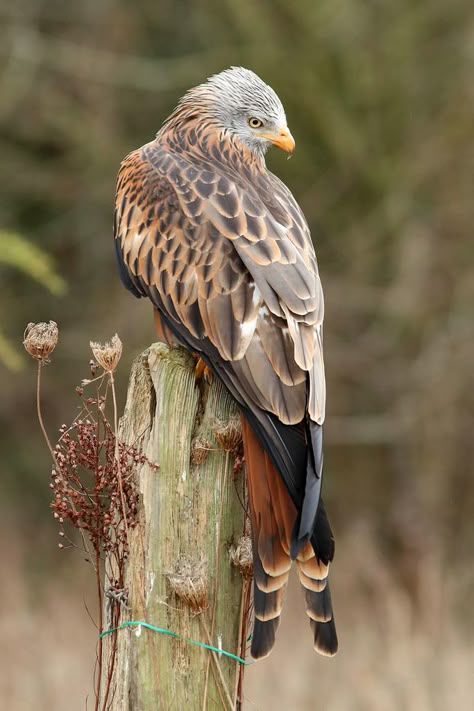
[{"left": 100, "top": 343, "right": 248, "bottom": 710}]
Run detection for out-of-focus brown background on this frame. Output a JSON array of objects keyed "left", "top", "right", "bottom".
[{"left": 1, "top": 0, "right": 473, "bottom": 709}]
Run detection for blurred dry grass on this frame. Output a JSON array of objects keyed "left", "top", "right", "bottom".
[
  {"left": 246, "top": 524, "right": 474, "bottom": 711},
  {"left": 0, "top": 529, "right": 97, "bottom": 710},
  {"left": 3, "top": 522, "right": 474, "bottom": 711}
]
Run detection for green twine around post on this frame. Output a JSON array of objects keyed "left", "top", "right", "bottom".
[{"left": 100, "top": 620, "right": 253, "bottom": 666}]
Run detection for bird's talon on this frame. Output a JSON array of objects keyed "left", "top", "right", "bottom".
[{"left": 195, "top": 357, "right": 211, "bottom": 382}]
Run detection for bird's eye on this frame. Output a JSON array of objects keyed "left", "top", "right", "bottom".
[{"left": 248, "top": 117, "right": 264, "bottom": 129}]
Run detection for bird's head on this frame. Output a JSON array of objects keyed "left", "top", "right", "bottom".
[{"left": 177, "top": 67, "right": 295, "bottom": 158}]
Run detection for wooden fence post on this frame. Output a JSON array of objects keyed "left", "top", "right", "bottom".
[{"left": 100, "top": 343, "right": 250, "bottom": 710}]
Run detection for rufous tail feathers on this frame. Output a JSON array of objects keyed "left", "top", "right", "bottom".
[{"left": 241, "top": 416, "right": 338, "bottom": 659}]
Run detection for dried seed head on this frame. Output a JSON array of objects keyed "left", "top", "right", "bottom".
[
  {"left": 90, "top": 334, "right": 122, "bottom": 373},
  {"left": 213, "top": 415, "right": 242, "bottom": 452},
  {"left": 23, "top": 321, "right": 59, "bottom": 363},
  {"left": 229, "top": 535, "right": 253, "bottom": 579},
  {"left": 166, "top": 557, "right": 208, "bottom": 612},
  {"left": 191, "top": 436, "right": 211, "bottom": 465}
]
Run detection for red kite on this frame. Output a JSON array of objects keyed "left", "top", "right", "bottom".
[{"left": 115, "top": 67, "right": 337, "bottom": 658}]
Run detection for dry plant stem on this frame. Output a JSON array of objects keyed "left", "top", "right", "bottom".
[
  {"left": 234, "top": 578, "right": 251, "bottom": 708},
  {"left": 100, "top": 582, "right": 120, "bottom": 711},
  {"left": 209, "top": 660, "right": 229, "bottom": 711},
  {"left": 202, "top": 452, "right": 230, "bottom": 711},
  {"left": 235, "top": 510, "right": 252, "bottom": 707},
  {"left": 110, "top": 371, "right": 129, "bottom": 537},
  {"left": 95, "top": 557, "right": 103, "bottom": 711},
  {"left": 94, "top": 406, "right": 104, "bottom": 711},
  {"left": 102, "top": 620, "right": 118, "bottom": 711},
  {"left": 36, "top": 361, "right": 93, "bottom": 561},
  {"left": 36, "top": 361, "right": 56, "bottom": 460},
  {"left": 98, "top": 375, "right": 131, "bottom": 710},
  {"left": 200, "top": 618, "right": 235, "bottom": 711}
]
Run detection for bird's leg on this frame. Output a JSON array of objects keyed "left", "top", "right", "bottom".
[
  {"left": 154, "top": 309, "right": 209, "bottom": 380},
  {"left": 194, "top": 355, "right": 211, "bottom": 382}
]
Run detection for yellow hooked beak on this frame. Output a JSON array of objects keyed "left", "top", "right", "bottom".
[{"left": 257, "top": 126, "right": 295, "bottom": 154}]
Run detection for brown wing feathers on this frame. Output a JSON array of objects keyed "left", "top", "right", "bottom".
[{"left": 115, "top": 129, "right": 337, "bottom": 658}]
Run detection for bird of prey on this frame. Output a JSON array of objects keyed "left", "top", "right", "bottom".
[{"left": 114, "top": 67, "right": 337, "bottom": 659}]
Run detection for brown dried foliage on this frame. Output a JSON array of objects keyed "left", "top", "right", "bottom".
[
  {"left": 50, "top": 417, "right": 141, "bottom": 561},
  {"left": 37, "top": 346, "right": 154, "bottom": 711},
  {"left": 229, "top": 536, "right": 253, "bottom": 580},
  {"left": 213, "top": 415, "right": 242, "bottom": 453},
  {"left": 166, "top": 557, "right": 209, "bottom": 613}
]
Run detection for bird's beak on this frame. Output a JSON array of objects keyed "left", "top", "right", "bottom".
[{"left": 257, "top": 126, "right": 295, "bottom": 154}]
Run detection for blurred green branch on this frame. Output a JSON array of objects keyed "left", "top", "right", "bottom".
[
  {"left": 1, "top": 231, "right": 66, "bottom": 294},
  {"left": 0, "top": 230, "right": 66, "bottom": 370},
  {"left": 3, "top": 24, "right": 249, "bottom": 92}
]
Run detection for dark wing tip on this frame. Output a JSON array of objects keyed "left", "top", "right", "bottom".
[
  {"left": 311, "top": 499, "right": 335, "bottom": 564},
  {"left": 251, "top": 618, "right": 281, "bottom": 659},
  {"left": 305, "top": 584, "right": 333, "bottom": 622},
  {"left": 311, "top": 617, "right": 338, "bottom": 657},
  {"left": 290, "top": 529, "right": 311, "bottom": 560},
  {"left": 306, "top": 582, "right": 338, "bottom": 656}
]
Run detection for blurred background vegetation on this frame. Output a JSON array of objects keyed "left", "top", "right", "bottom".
[{"left": 1, "top": 0, "right": 473, "bottom": 708}]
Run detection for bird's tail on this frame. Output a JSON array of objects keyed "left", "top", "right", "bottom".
[
  {"left": 296, "top": 530, "right": 338, "bottom": 656},
  {"left": 241, "top": 417, "right": 338, "bottom": 659}
]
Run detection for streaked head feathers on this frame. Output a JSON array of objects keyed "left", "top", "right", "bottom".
[{"left": 169, "top": 67, "right": 293, "bottom": 156}]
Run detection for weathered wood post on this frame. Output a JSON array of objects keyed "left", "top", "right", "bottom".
[{"left": 100, "top": 343, "right": 250, "bottom": 710}]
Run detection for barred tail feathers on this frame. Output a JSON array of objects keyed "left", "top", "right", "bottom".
[{"left": 241, "top": 416, "right": 337, "bottom": 659}]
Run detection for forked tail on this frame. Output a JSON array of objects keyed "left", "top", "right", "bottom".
[{"left": 241, "top": 417, "right": 338, "bottom": 659}]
